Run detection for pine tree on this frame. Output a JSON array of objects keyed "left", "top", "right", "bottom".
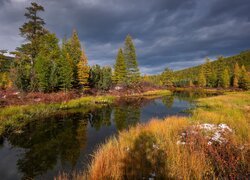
[
  {"left": 89, "top": 65, "right": 101, "bottom": 89},
  {"left": 204, "top": 58, "right": 213, "bottom": 87},
  {"left": 123, "top": 35, "right": 140, "bottom": 85},
  {"left": 113, "top": 48, "right": 127, "bottom": 85},
  {"left": 161, "top": 68, "right": 174, "bottom": 87},
  {"left": 77, "top": 49, "right": 90, "bottom": 90},
  {"left": 98, "top": 66, "right": 112, "bottom": 91},
  {"left": 69, "top": 30, "right": 82, "bottom": 86},
  {"left": 19, "top": 2, "right": 47, "bottom": 60},
  {"left": 89, "top": 65, "right": 112, "bottom": 91},
  {"left": 35, "top": 33, "right": 60, "bottom": 92},
  {"left": 239, "top": 65, "right": 250, "bottom": 90},
  {"left": 56, "top": 56, "right": 72, "bottom": 92},
  {"left": 197, "top": 68, "right": 206, "bottom": 87},
  {"left": 10, "top": 53, "right": 32, "bottom": 91},
  {"left": 217, "top": 56, "right": 225, "bottom": 87},
  {"left": 232, "top": 62, "right": 240, "bottom": 88},
  {"left": 210, "top": 69, "right": 217, "bottom": 88},
  {"left": 221, "top": 68, "right": 230, "bottom": 88},
  {"left": 13, "top": 2, "right": 48, "bottom": 91},
  {"left": 57, "top": 43, "right": 73, "bottom": 92}
]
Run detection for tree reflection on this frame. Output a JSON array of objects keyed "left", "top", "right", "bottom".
[
  {"left": 88, "top": 107, "right": 112, "bottom": 130},
  {"left": 114, "top": 105, "right": 141, "bottom": 131},
  {"left": 7, "top": 112, "right": 88, "bottom": 179},
  {"left": 162, "top": 96, "right": 174, "bottom": 109}
]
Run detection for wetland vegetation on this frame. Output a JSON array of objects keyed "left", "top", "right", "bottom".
[{"left": 0, "top": 2, "right": 249, "bottom": 180}]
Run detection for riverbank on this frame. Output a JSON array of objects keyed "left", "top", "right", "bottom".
[
  {"left": 66, "top": 91, "right": 249, "bottom": 179},
  {"left": 0, "top": 90, "right": 171, "bottom": 136}
]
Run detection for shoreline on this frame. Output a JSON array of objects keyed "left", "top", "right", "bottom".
[
  {"left": 0, "top": 89, "right": 171, "bottom": 136},
  {"left": 64, "top": 91, "right": 250, "bottom": 179}
]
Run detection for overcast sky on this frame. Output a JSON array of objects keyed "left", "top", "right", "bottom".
[{"left": 0, "top": 0, "right": 250, "bottom": 74}]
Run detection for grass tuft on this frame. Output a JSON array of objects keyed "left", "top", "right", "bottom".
[{"left": 71, "top": 92, "right": 250, "bottom": 179}]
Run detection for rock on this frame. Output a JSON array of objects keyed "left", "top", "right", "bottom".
[{"left": 114, "top": 86, "right": 123, "bottom": 90}]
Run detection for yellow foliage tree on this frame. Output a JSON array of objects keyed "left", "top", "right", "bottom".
[{"left": 77, "top": 48, "right": 90, "bottom": 91}]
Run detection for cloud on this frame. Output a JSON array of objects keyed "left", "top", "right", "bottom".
[{"left": 0, "top": 0, "right": 249, "bottom": 74}]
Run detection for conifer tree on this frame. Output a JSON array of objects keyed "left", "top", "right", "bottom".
[
  {"left": 232, "top": 62, "right": 240, "bottom": 88},
  {"left": 69, "top": 30, "right": 82, "bottom": 86},
  {"left": 161, "top": 68, "right": 174, "bottom": 87},
  {"left": 19, "top": 2, "right": 47, "bottom": 60},
  {"left": 98, "top": 66, "right": 112, "bottom": 91},
  {"left": 197, "top": 68, "right": 206, "bottom": 87},
  {"left": 204, "top": 58, "right": 213, "bottom": 87},
  {"left": 89, "top": 65, "right": 101, "bottom": 89},
  {"left": 217, "top": 56, "right": 225, "bottom": 87},
  {"left": 239, "top": 65, "right": 250, "bottom": 90},
  {"left": 10, "top": 53, "right": 32, "bottom": 91},
  {"left": 17, "top": 2, "right": 48, "bottom": 91},
  {"left": 221, "top": 68, "right": 230, "bottom": 88},
  {"left": 123, "top": 35, "right": 140, "bottom": 84},
  {"left": 35, "top": 33, "right": 60, "bottom": 92},
  {"left": 57, "top": 42, "right": 73, "bottom": 92},
  {"left": 113, "top": 48, "right": 127, "bottom": 85},
  {"left": 210, "top": 69, "right": 217, "bottom": 88},
  {"left": 77, "top": 49, "right": 90, "bottom": 90}
]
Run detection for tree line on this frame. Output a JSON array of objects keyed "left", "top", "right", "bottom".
[
  {"left": 144, "top": 52, "right": 250, "bottom": 90},
  {"left": 0, "top": 2, "right": 141, "bottom": 92},
  {"left": 0, "top": 2, "right": 249, "bottom": 91}
]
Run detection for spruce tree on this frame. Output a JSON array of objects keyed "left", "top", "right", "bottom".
[
  {"left": 161, "top": 68, "right": 174, "bottom": 87},
  {"left": 221, "top": 68, "right": 230, "bottom": 88},
  {"left": 239, "top": 65, "right": 250, "bottom": 90},
  {"left": 210, "top": 69, "right": 217, "bottom": 88},
  {"left": 217, "top": 56, "right": 225, "bottom": 87},
  {"left": 123, "top": 35, "right": 140, "bottom": 85},
  {"left": 89, "top": 65, "right": 101, "bottom": 89},
  {"left": 69, "top": 30, "right": 82, "bottom": 86},
  {"left": 99, "top": 66, "right": 112, "bottom": 91},
  {"left": 113, "top": 48, "right": 127, "bottom": 85},
  {"left": 197, "top": 68, "right": 206, "bottom": 87},
  {"left": 232, "top": 62, "right": 240, "bottom": 88},
  {"left": 204, "top": 58, "right": 213, "bottom": 87},
  {"left": 19, "top": 2, "right": 47, "bottom": 60},
  {"left": 10, "top": 53, "right": 32, "bottom": 91},
  {"left": 58, "top": 43, "right": 73, "bottom": 92},
  {"left": 35, "top": 33, "right": 60, "bottom": 92},
  {"left": 17, "top": 2, "right": 48, "bottom": 91},
  {"left": 77, "top": 48, "right": 90, "bottom": 90}
]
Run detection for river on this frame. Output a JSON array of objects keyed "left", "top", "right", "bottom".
[{"left": 0, "top": 91, "right": 216, "bottom": 179}]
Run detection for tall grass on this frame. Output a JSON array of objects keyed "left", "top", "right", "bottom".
[
  {"left": 68, "top": 91, "right": 250, "bottom": 179},
  {"left": 0, "top": 90, "right": 170, "bottom": 136},
  {"left": 0, "top": 95, "right": 115, "bottom": 136}
]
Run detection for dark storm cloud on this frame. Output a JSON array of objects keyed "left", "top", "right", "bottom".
[{"left": 0, "top": 0, "right": 250, "bottom": 74}]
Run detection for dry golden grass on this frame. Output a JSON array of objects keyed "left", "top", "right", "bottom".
[{"left": 58, "top": 92, "right": 250, "bottom": 179}]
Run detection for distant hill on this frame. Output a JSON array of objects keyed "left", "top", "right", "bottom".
[{"left": 174, "top": 50, "right": 250, "bottom": 82}]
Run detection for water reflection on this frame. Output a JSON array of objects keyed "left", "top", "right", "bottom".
[
  {"left": 0, "top": 92, "right": 217, "bottom": 179},
  {"left": 89, "top": 107, "right": 112, "bottom": 130},
  {"left": 7, "top": 113, "right": 88, "bottom": 179},
  {"left": 162, "top": 95, "right": 174, "bottom": 109},
  {"left": 114, "top": 106, "right": 141, "bottom": 131}
]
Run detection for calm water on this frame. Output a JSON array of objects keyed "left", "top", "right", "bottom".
[{"left": 0, "top": 91, "right": 215, "bottom": 179}]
